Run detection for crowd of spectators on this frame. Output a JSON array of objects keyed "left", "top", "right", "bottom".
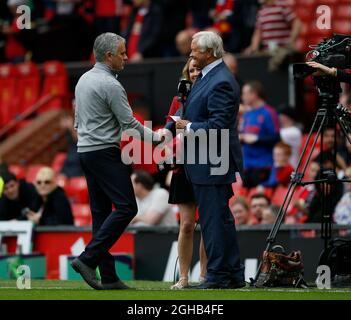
[
  {"left": 1, "top": 0, "right": 351, "bottom": 228},
  {"left": 0, "top": 0, "right": 303, "bottom": 64},
  {"left": 0, "top": 167, "right": 73, "bottom": 225}
]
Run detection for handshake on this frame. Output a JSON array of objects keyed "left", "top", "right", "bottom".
[{"left": 153, "top": 118, "right": 190, "bottom": 144}]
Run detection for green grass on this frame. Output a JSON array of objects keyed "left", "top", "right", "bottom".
[{"left": 0, "top": 280, "right": 350, "bottom": 300}]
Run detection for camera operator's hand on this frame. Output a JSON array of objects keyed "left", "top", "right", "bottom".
[{"left": 306, "top": 61, "right": 337, "bottom": 77}]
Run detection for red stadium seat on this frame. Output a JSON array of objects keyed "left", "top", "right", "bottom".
[
  {"left": 303, "top": 91, "right": 317, "bottom": 114},
  {"left": 293, "top": 0, "right": 317, "bottom": 5},
  {"left": 295, "top": 37, "right": 309, "bottom": 53},
  {"left": 305, "top": 21, "right": 333, "bottom": 39},
  {"left": 271, "top": 186, "right": 289, "bottom": 206},
  {"left": 0, "top": 64, "right": 18, "bottom": 126},
  {"left": 72, "top": 203, "right": 91, "bottom": 226},
  {"left": 25, "top": 164, "right": 46, "bottom": 183},
  {"left": 65, "top": 176, "right": 89, "bottom": 204},
  {"left": 317, "top": 0, "right": 339, "bottom": 4},
  {"left": 335, "top": 4, "right": 351, "bottom": 19},
  {"left": 299, "top": 132, "right": 320, "bottom": 168},
  {"left": 40, "top": 61, "right": 69, "bottom": 112},
  {"left": 333, "top": 19, "right": 351, "bottom": 35},
  {"left": 16, "top": 62, "right": 40, "bottom": 113},
  {"left": 235, "top": 186, "right": 248, "bottom": 197},
  {"left": 56, "top": 174, "right": 68, "bottom": 189},
  {"left": 247, "top": 187, "right": 274, "bottom": 200},
  {"left": 294, "top": 7, "right": 315, "bottom": 23},
  {"left": 51, "top": 152, "right": 67, "bottom": 174},
  {"left": 8, "top": 164, "right": 26, "bottom": 180}
]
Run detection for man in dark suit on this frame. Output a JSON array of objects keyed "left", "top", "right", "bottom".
[{"left": 175, "top": 31, "right": 245, "bottom": 289}]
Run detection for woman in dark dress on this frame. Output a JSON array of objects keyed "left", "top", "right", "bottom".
[
  {"left": 25, "top": 167, "right": 74, "bottom": 226},
  {"left": 167, "top": 58, "right": 207, "bottom": 289}
]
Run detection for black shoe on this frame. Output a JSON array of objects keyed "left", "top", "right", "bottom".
[
  {"left": 193, "top": 280, "right": 246, "bottom": 289},
  {"left": 71, "top": 258, "right": 102, "bottom": 290},
  {"left": 102, "top": 280, "right": 131, "bottom": 290},
  {"left": 191, "top": 281, "right": 226, "bottom": 289},
  {"left": 227, "top": 280, "right": 247, "bottom": 289},
  {"left": 332, "top": 274, "right": 351, "bottom": 288}
]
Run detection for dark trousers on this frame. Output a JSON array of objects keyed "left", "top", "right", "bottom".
[
  {"left": 192, "top": 183, "right": 244, "bottom": 284},
  {"left": 78, "top": 147, "right": 137, "bottom": 284}
]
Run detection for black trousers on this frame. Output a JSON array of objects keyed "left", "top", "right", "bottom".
[{"left": 78, "top": 147, "right": 137, "bottom": 284}]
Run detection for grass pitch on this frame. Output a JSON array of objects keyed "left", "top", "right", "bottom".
[{"left": 0, "top": 280, "right": 351, "bottom": 300}]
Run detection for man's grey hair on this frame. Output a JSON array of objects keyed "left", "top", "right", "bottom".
[
  {"left": 192, "top": 31, "right": 224, "bottom": 58},
  {"left": 93, "top": 33, "right": 125, "bottom": 62}
]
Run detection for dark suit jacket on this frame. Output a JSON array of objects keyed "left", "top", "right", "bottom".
[
  {"left": 180, "top": 61, "right": 243, "bottom": 185},
  {"left": 124, "top": 3, "right": 163, "bottom": 58}
]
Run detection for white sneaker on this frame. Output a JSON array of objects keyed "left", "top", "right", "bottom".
[
  {"left": 198, "top": 276, "right": 206, "bottom": 284},
  {"left": 170, "top": 277, "right": 188, "bottom": 290}
]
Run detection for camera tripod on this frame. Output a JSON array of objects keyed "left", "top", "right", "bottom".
[{"left": 253, "top": 79, "right": 351, "bottom": 284}]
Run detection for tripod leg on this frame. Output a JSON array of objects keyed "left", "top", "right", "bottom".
[
  {"left": 337, "top": 116, "right": 351, "bottom": 145},
  {"left": 253, "top": 109, "right": 328, "bottom": 284}
]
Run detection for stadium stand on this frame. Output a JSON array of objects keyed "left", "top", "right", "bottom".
[
  {"left": 1, "top": 0, "right": 351, "bottom": 229},
  {"left": 71, "top": 203, "right": 92, "bottom": 227},
  {"left": 40, "top": 61, "right": 70, "bottom": 112},
  {"left": 64, "top": 177, "right": 89, "bottom": 204},
  {"left": 0, "top": 64, "right": 18, "bottom": 128}
]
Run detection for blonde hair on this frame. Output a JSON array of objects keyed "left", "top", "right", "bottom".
[
  {"left": 229, "top": 196, "right": 249, "bottom": 211},
  {"left": 181, "top": 58, "right": 193, "bottom": 81}
]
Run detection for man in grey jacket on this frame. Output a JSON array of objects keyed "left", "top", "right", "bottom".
[{"left": 72, "top": 33, "right": 159, "bottom": 290}]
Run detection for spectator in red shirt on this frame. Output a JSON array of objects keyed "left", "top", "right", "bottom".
[{"left": 262, "top": 142, "right": 294, "bottom": 187}]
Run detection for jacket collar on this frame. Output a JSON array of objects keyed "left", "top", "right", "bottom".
[
  {"left": 94, "top": 62, "right": 118, "bottom": 77},
  {"left": 187, "top": 61, "right": 224, "bottom": 100}
]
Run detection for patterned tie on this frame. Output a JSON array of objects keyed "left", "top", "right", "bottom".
[{"left": 190, "top": 72, "right": 203, "bottom": 92}]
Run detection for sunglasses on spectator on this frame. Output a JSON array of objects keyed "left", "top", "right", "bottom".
[{"left": 36, "top": 180, "right": 52, "bottom": 185}]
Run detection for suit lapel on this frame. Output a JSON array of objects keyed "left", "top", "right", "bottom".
[
  {"left": 189, "top": 73, "right": 212, "bottom": 98},
  {"left": 185, "top": 62, "right": 224, "bottom": 111}
]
